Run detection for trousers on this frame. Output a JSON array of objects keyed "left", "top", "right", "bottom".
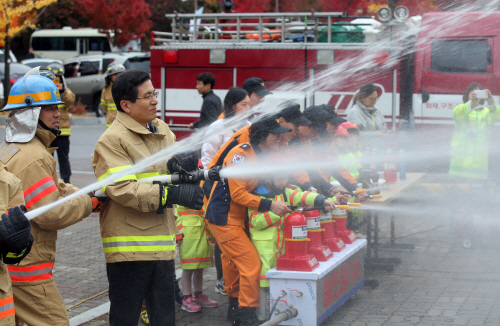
[
  {"left": 107, "top": 260, "right": 176, "bottom": 326},
  {"left": 51, "top": 136, "right": 71, "bottom": 183},
  {"left": 208, "top": 223, "right": 261, "bottom": 307}
]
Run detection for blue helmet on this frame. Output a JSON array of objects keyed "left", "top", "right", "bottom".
[{"left": 2, "top": 69, "right": 64, "bottom": 112}]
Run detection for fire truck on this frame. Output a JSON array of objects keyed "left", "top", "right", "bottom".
[{"left": 149, "top": 10, "right": 500, "bottom": 148}]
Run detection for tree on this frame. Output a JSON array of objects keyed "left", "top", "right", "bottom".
[
  {"left": 0, "top": 0, "right": 56, "bottom": 99},
  {"left": 74, "top": 0, "right": 152, "bottom": 47}
]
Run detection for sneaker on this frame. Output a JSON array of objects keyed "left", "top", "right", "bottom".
[
  {"left": 140, "top": 309, "right": 150, "bottom": 325},
  {"left": 215, "top": 279, "right": 227, "bottom": 296},
  {"left": 182, "top": 296, "right": 202, "bottom": 313},
  {"left": 193, "top": 293, "right": 219, "bottom": 308},
  {"left": 174, "top": 279, "right": 184, "bottom": 306}
]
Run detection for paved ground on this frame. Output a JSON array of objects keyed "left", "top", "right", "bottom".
[{"left": 2, "top": 124, "right": 500, "bottom": 326}]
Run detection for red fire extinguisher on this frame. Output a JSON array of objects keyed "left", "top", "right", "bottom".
[
  {"left": 277, "top": 212, "right": 319, "bottom": 271},
  {"left": 303, "top": 208, "right": 334, "bottom": 262},
  {"left": 384, "top": 149, "right": 398, "bottom": 184},
  {"left": 320, "top": 210, "right": 346, "bottom": 252}
]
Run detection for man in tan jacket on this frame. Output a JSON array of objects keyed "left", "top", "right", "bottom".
[
  {"left": 48, "top": 63, "right": 75, "bottom": 183},
  {"left": 92, "top": 70, "right": 204, "bottom": 326},
  {"left": 0, "top": 70, "right": 101, "bottom": 326}
]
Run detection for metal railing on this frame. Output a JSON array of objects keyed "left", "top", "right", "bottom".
[{"left": 151, "top": 12, "right": 374, "bottom": 44}]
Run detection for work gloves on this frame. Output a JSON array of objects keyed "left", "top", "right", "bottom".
[
  {"left": 88, "top": 191, "right": 107, "bottom": 213},
  {"left": 167, "top": 151, "right": 199, "bottom": 173},
  {"left": 160, "top": 184, "right": 204, "bottom": 212},
  {"left": 0, "top": 206, "right": 34, "bottom": 264}
]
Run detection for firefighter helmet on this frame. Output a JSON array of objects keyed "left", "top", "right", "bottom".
[
  {"left": 2, "top": 67, "right": 64, "bottom": 112},
  {"left": 48, "top": 63, "right": 65, "bottom": 76},
  {"left": 39, "top": 67, "right": 56, "bottom": 81},
  {"left": 106, "top": 63, "right": 126, "bottom": 76}
]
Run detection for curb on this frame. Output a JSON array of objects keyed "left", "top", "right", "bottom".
[{"left": 0, "top": 117, "right": 107, "bottom": 125}]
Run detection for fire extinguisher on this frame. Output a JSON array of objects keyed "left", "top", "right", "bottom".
[
  {"left": 277, "top": 212, "right": 319, "bottom": 272},
  {"left": 384, "top": 149, "right": 397, "bottom": 184}
]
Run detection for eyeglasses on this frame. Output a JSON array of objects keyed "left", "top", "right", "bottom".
[{"left": 136, "top": 91, "right": 159, "bottom": 101}]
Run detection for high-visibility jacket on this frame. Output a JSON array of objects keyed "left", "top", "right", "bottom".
[
  {"left": 58, "top": 88, "right": 75, "bottom": 136},
  {"left": 337, "top": 151, "right": 362, "bottom": 179},
  {"left": 449, "top": 102, "right": 500, "bottom": 179},
  {"left": 0, "top": 169, "right": 24, "bottom": 324},
  {"left": 249, "top": 188, "right": 323, "bottom": 287},
  {"left": 92, "top": 111, "right": 178, "bottom": 263},
  {"left": 176, "top": 206, "right": 213, "bottom": 269},
  {"left": 101, "top": 84, "right": 117, "bottom": 128},
  {"left": 0, "top": 127, "right": 92, "bottom": 285},
  {"left": 206, "top": 141, "right": 271, "bottom": 227}
]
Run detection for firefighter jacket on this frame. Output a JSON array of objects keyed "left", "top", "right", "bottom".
[
  {"left": 248, "top": 187, "right": 323, "bottom": 287},
  {"left": 92, "top": 111, "right": 178, "bottom": 263},
  {"left": 101, "top": 84, "right": 117, "bottom": 128},
  {"left": 175, "top": 206, "right": 213, "bottom": 269},
  {"left": 0, "top": 169, "right": 23, "bottom": 323},
  {"left": 0, "top": 127, "right": 92, "bottom": 285},
  {"left": 346, "top": 101, "right": 387, "bottom": 151},
  {"left": 449, "top": 102, "right": 500, "bottom": 179},
  {"left": 58, "top": 88, "right": 75, "bottom": 136},
  {"left": 205, "top": 141, "right": 272, "bottom": 227}
]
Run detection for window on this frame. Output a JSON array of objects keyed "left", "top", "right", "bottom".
[
  {"left": 78, "top": 61, "right": 100, "bottom": 76},
  {"left": 431, "top": 39, "right": 490, "bottom": 73},
  {"left": 123, "top": 57, "right": 151, "bottom": 72},
  {"left": 88, "top": 37, "right": 112, "bottom": 52},
  {"left": 32, "top": 37, "right": 77, "bottom": 51},
  {"left": 103, "top": 59, "right": 114, "bottom": 71},
  {"left": 63, "top": 63, "right": 78, "bottom": 78}
]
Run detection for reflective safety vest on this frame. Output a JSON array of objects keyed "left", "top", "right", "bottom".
[
  {"left": 8, "top": 262, "right": 54, "bottom": 283},
  {"left": 101, "top": 85, "right": 117, "bottom": 128},
  {"left": 102, "top": 235, "right": 175, "bottom": 253},
  {"left": 449, "top": 102, "right": 500, "bottom": 179}
]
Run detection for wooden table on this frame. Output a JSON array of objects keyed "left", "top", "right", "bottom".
[{"left": 362, "top": 173, "right": 426, "bottom": 273}]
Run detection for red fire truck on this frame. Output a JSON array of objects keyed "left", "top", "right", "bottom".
[{"left": 150, "top": 10, "right": 500, "bottom": 148}]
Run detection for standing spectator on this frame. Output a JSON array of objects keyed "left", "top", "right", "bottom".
[
  {"left": 25, "top": 48, "right": 35, "bottom": 59},
  {"left": 189, "top": 72, "right": 222, "bottom": 129},
  {"left": 101, "top": 63, "right": 126, "bottom": 128},
  {"left": 449, "top": 82, "right": 499, "bottom": 179},
  {"left": 48, "top": 63, "right": 75, "bottom": 183},
  {"left": 346, "top": 83, "right": 387, "bottom": 151},
  {"left": 92, "top": 70, "right": 204, "bottom": 326}
]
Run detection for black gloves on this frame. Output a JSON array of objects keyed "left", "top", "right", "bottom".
[
  {"left": 88, "top": 191, "right": 107, "bottom": 213},
  {"left": 167, "top": 151, "right": 199, "bottom": 173},
  {"left": 0, "top": 206, "right": 34, "bottom": 264},
  {"left": 166, "top": 184, "right": 204, "bottom": 210}
]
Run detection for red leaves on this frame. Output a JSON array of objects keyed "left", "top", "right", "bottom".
[{"left": 75, "top": 0, "right": 152, "bottom": 47}]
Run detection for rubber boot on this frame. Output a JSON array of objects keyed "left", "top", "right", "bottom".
[
  {"left": 227, "top": 296, "right": 239, "bottom": 324},
  {"left": 238, "top": 307, "right": 260, "bottom": 326}
]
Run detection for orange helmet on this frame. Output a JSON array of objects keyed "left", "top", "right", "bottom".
[
  {"left": 340, "top": 121, "right": 359, "bottom": 131},
  {"left": 334, "top": 127, "right": 349, "bottom": 137}
]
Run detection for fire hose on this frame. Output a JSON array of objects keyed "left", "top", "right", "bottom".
[{"left": 259, "top": 306, "right": 299, "bottom": 326}]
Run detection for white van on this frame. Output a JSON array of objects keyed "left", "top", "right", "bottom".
[{"left": 30, "top": 28, "right": 113, "bottom": 60}]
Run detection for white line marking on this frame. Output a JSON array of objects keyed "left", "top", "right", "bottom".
[{"left": 69, "top": 301, "right": 110, "bottom": 326}]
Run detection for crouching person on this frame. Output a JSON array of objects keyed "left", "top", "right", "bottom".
[
  {"left": 92, "top": 70, "right": 204, "bottom": 326},
  {"left": 248, "top": 173, "right": 337, "bottom": 321}
]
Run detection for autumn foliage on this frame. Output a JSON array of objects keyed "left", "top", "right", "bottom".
[{"left": 74, "top": 0, "right": 152, "bottom": 47}]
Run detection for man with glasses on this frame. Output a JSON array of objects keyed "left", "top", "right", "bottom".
[{"left": 92, "top": 70, "right": 204, "bottom": 325}]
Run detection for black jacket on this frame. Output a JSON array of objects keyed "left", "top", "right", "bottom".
[{"left": 193, "top": 91, "right": 223, "bottom": 128}]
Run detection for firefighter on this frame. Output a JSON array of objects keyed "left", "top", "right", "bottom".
[
  {"left": 47, "top": 63, "right": 75, "bottom": 183},
  {"left": 242, "top": 77, "right": 272, "bottom": 108},
  {"left": 92, "top": 70, "right": 204, "bottom": 326},
  {"left": 449, "top": 83, "right": 500, "bottom": 179},
  {"left": 0, "top": 169, "right": 34, "bottom": 326},
  {"left": 101, "top": 63, "right": 126, "bottom": 128},
  {"left": 205, "top": 116, "right": 292, "bottom": 326},
  {"left": 0, "top": 68, "right": 102, "bottom": 326},
  {"left": 248, "top": 172, "right": 337, "bottom": 321}
]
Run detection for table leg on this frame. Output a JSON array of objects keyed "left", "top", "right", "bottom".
[{"left": 383, "top": 214, "right": 416, "bottom": 250}]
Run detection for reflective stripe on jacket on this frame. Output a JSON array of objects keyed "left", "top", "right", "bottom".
[
  {"left": 0, "top": 128, "right": 92, "bottom": 283},
  {"left": 449, "top": 102, "right": 500, "bottom": 179},
  {"left": 101, "top": 85, "right": 117, "bottom": 128},
  {"left": 92, "top": 112, "right": 178, "bottom": 263},
  {"left": 8, "top": 262, "right": 54, "bottom": 283}
]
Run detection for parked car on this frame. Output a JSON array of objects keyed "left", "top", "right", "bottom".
[
  {"left": 63, "top": 52, "right": 150, "bottom": 115},
  {"left": 21, "top": 58, "right": 63, "bottom": 68},
  {"left": 0, "top": 50, "right": 18, "bottom": 63},
  {"left": 0, "top": 63, "right": 32, "bottom": 85}
]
